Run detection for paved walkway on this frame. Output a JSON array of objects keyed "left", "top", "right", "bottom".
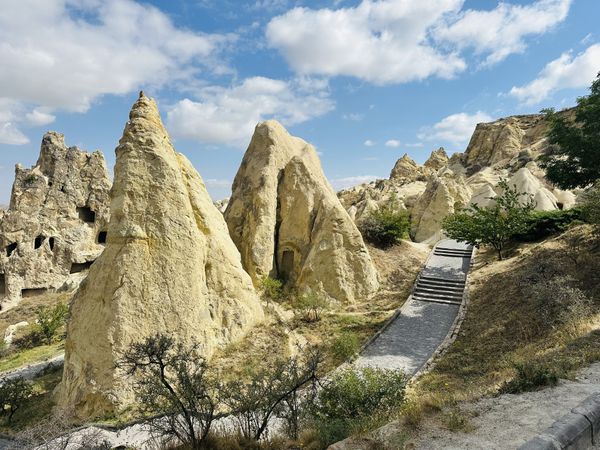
[{"left": 356, "top": 239, "right": 473, "bottom": 376}]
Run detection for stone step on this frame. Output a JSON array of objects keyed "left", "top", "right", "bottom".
[
  {"left": 413, "top": 290, "right": 464, "bottom": 302},
  {"left": 416, "top": 280, "right": 465, "bottom": 292},
  {"left": 433, "top": 250, "right": 473, "bottom": 258},
  {"left": 414, "top": 288, "right": 462, "bottom": 300},
  {"left": 436, "top": 246, "right": 473, "bottom": 253},
  {"left": 415, "top": 283, "right": 464, "bottom": 296},
  {"left": 419, "top": 275, "right": 465, "bottom": 286},
  {"left": 412, "top": 295, "right": 462, "bottom": 306}
]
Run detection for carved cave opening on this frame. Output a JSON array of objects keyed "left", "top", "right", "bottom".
[
  {"left": 77, "top": 206, "right": 96, "bottom": 223},
  {"left": 70, "top": 261, "right": 95, "bottom": 274},
  {"left": 49, "top": 237, "right": 56, "bottom": 251},
  {"left": 0, "top": 273, "right": 5, "bottom": 296},
  {"left": 280, "top": 249, "right": 295, "bottom": 282},
  {"left": 556, "top": 202, "right": 564, "bottom": 210},
  {"left": 97, "top": 231, "right": 107, "bottom": 244},
  {"left": 34, "top": 235, "right": 45, "bottom": 250},
  {"left": 6, "top": 243, "right": 17, "bottom": 257},
  {"left": 22, "top": 288, "right": 48, "bottom": 298}
]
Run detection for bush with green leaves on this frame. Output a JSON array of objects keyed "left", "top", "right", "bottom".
[
  {"left": 359, "top": 196, "right": 410, "bottom": 248},
  {"left": 295, "top": 292, "right": 329, "bottom": 322},
  {"left": 330, "top": 332, "right": 360, "bottom": 361},
  {"left": 0, "top": 376, "right": 33, "bottom": 424},
  {"left": 500, "top": 362, "right": 559, "bottom": 394},
  {"left": 310, "top": 367, "right": 408, "bottom": 446},
  {"left": 443, "top": 180, "right": 535, "bottom": 260},
  {"left": 36, "top": 302, "right": 69, "bottom": 345},
  {"left": 514, "top": 208, "right": 582, "bottom": 242},
  {"left": 259, "top": 276, "right": 283, "bottom": 301},
  {"left": 581, "top": 183, "right": 600, "bottom": 230}
]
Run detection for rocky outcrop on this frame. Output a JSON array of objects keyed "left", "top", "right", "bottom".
[
  {"left": 411, "top": 171, "right": 472, "bottom": 243},
  {"left": 508, "top": 167, "right": 558, "bottom": 211},
  {"left": 224, "top": 120, "right": 378, "bottom": 303},
  {"left": 57, "top": 93, "right": 263, "bottom": 419},
  {"left": 424, "top": 147, "right": 449, "bottom": 171},
  {"left": 0, "top": 133, "right": 111, "bottom": 309},
  {"left": 389, "top": 154, "right": 422, "bottom": 182}
]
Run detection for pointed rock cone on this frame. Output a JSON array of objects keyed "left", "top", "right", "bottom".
[
  {"left": 57, "top": 93, "right": 263, "bottom": 418},
  {"left": 224, "top": 120, "right": 378, "bottom": 303}
]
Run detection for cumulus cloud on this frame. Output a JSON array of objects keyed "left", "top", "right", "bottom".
[
  {"left": 364, "top": 140, "right": 375, "bottom": 147},
  {"left": 266, "top": 1, "right": 466, "bottom": 84},
  {"left": 204, "top": 178, "right": 232, "bottom": 189},
  {"left": 0, "top": 0, "right": 228, "bottom": 144},
  {"left": 266, "top": 0, "right": 571, "bottom": 84},
  {"left": 167, "top": 77, "right": 334, "bottom": 147},
  {"left": 385, "top": 140, "right": 400, "bottom": 148},
  {"left": 331, "top": 175, "right": 381, "bottom": 191},
  {"left": 509, "top": 44, "right": 600, "bottom": 105},
  {"left": 436, "top": 0, "right": 571, "bottom": 66},
  {"left": 419, "top": 111, "right": 492, "bottom": 147}
]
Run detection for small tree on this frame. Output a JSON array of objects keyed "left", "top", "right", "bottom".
[
  {"left": 295, "top": 292, "right": 329, "bottom": 322},
  {"left": 223, "top": 347, "right": 322, "bottom": 441},
  {"left": 0, "top": 377, "right": 33, "bottom": 424},
  {"left": 359, "top": 194, "right": 410, "bottom": 248},
  {"left": 443, "top": 180, "right": 535, "bottom": 260},
  {"left": 581, "top": 183, "right": 600, "bottom": 230},
  {"left": 539, "top": 72, "right": 600, "bottom": 189},
  {"left": 117, "top": 334, "right": 220, "bottom": 449},
  {"left": 36, "top": 302, "right": 68, "bottom": 345},
  {"left": 259, "top": 276, "right": 283, "bottom": 301}
]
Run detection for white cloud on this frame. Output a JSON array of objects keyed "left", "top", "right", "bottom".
[
  {"left": 385, "top": 139, "right": 400, "bottom": 148},
  {"left": 26, "top": 108, "right": 56, "bottom": 126},
  {"left": 266, "top": 1, "right": 467, "bottom": 84},
  {"left": 509, "top": 44, "right": 600, "bottom": 105},
  {"left": 204, "top": 178, "right": 232, "bottom": 188},
  {"left": 167, "top": 76, "right": 334, "bottom": 147},
  {"left": 342, "top": 113, "right": 364, "bottom": 121},
  {"left": 266, "top": 0, "right": 572, "bottom": 84},
  {"left": 436, "top": 0, "right": 571, "bottom": 66},
  {"left": 0, "top": 0, "right": 228, "bottom": 144},
  {"left": 419, "top": 111, "right": 492, "bottom": 146},
  {"left": 405, "top": 142, "right": 424, "bottom": 148},
  {"left": 0, "top": 122, "right": 29, "bottom": 145},
  {"left": 364, "top": 139, "right": 375, "bottom": 147},
  {"left": 331, "top": 175, "right": 381, "bottom": 191}
]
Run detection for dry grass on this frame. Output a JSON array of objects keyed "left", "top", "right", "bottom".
[{"left": 414, "top": 225, "right": 600, "bottom": 408}]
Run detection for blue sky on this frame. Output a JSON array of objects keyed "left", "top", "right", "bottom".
[{"left": 0, "top": 0, "right": 599, "bottom": 204}]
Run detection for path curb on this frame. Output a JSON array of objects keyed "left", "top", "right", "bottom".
[{"left": 517, "top": 392, "right": 600, "bottom": 449}]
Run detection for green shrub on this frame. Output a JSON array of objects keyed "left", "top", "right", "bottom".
[
  {"left": 514, "top": 208, "right": 582, "bottom": 242},
  {"left": 259, "top": 276, "right": 283, "bottom": 301},
  {"left": 36, "top": 303, "right": 68, "bottom": 345},
  {"left": 311, "top": 367, "right": 408, "bottom": 446},
  {"left": 499, "top": 362, "right": 559, "bottom": 394},
  {"left": 295, "top": 292, "right": 329, "bottom": 322},
  {"left": 359, "top": 196, "right": 410, "bottom": 248},
  {"left": 581, "top": 184, "right": 600, "bottom": 230},
  {"left": 331, "top": 332, "right": 360, "bottom": 361},
  {"left": 0, "top": 376, "right": 33, "bottom": 424}
]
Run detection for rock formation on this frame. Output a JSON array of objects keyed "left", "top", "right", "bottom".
[
  {"left": 57, "top": 93, "right": 263, "bottom": 418},
  {"left": 0, "top": 133, "right": 111, "bottom": 309},
  {"left": 389, "top": 154, "right": 423, "bottom": 182},
  {"left": 224, "top": 120, "right": 378, "bottom": 303},
  {"left": 424, "top": 147, "right": 449, "bottom": 171}
]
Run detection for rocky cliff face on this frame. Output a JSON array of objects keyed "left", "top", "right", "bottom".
[
  {"left": 57, "top": 93, "right": 263, "bottom": 418},
  {"left": 0, "top": 133, "right": 111, "bottom": 309},
  {"left": 338, "top": 112, "right": 579, "bottom": 243},
  {"left": 224, "top": 120, "right": 379, "bottom": 303}
]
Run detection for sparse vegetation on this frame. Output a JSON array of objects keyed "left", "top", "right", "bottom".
[
  {"left": 295, "top": 292, "right": 329, "bottom": 322},
  {"left": 443, "top": 180, "right": 535, "bottom": 259},
  {"left": 499, "top": 361, "right": 559, "bottom": 394},
  {"left": 359, "top": 195, "right": 411, "bottom": 248},
  {"left": 35, "top": 302, "right": 68, "bottom": 345},
  {"left": 581, "top": 183, "right": 600, "bottom": 230},
  {"left": 0, "top": 377, "right": 33, "bottom": 424},
  {"left": 330, "top": 331, "right": 360, "bottom": 361},
  {"left": 259, "top": 276, "right": 284, "bottom": 301}
]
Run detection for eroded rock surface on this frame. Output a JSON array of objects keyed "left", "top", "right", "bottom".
[
  {"left": 225, "top": 120, "right": 378, "bottom": 303},
  {"left": 0, "top": 133, "right": 111, "bottom": 309},
  {"left": 57, "top": 93, "right": 263, "bottom": 418}
]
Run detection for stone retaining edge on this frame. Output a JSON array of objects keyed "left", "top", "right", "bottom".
[{"left": 517, "top": 392, "right": 600, "bottom": 449}]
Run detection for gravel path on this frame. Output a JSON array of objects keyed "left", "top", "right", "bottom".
[{"left": 355, "top": 239, "right": 473, "bottom": 376}]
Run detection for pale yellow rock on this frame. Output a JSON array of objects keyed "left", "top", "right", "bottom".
[
  {"left": 470, "top": 184, "right": 497, "bottom": 208},
  {"left": 0, "top": 133, "right": 111, "bottom": 309},
  {"left": 508, "top": 168, "right": 558, "bottom": 211},
  {"left": 57, "top": 94, "right": 263, "bottom": 419},
  {"left": 389, "top": 154, "right": 423, "bottom": 182},
  {"left": 424, "top": 147, "right": 449, "bottom": 171},
  {"left": 411, "top": 172, "right": 472, "bottom": 243},
  {"left": 225, "top": 120, "right": 378, "bottom": 303}
]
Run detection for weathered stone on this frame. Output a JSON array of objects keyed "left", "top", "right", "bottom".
[
  {"left": 0, "top": 133, "right": 111, "bottom": 310},
  {"left": 225, "top": 120, "right": 378, "bottom": 303},
  {"left": 508, "top": 168, "right": 558, "bottom": 211},
  {"left": 57, "top": 93, "right": 263, "bottom": 419},
  {"left": 389, "top": 154, "right": 422, "bottom": 182},
  {"left": 424, "top": 147, "right": 449, "bottom": 171}
]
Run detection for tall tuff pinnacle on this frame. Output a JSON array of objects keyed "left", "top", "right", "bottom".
[{"left": 57, "top": 94, "right": 263, "bottom": 419}]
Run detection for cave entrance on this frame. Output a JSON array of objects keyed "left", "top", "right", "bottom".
[
  {"left": 6, "top": 243, "right": 17, "bottom": 257},
  {"left": 70, "top": 261, "right": 95, "bottom": 274},
  {"left": 49, "top": 237, "right": 56, "bottom": 251},
  {"left": 34, "top": 235, "right": 45, "bottom": 250},
  {"left": 0, "top": 273, "right": 5, "bottom": 296},
  {"left": 97, "top": 231, "right": 107, "bottom": 244},
  {"left": 22, "top": 288, "right": 48, "bottom": 298},
  {"left": 280, "top": 250, "right": 295, "bottom": 282},
  {"left": 77, "top": 206, "right": 96, "bottom": 223}
]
